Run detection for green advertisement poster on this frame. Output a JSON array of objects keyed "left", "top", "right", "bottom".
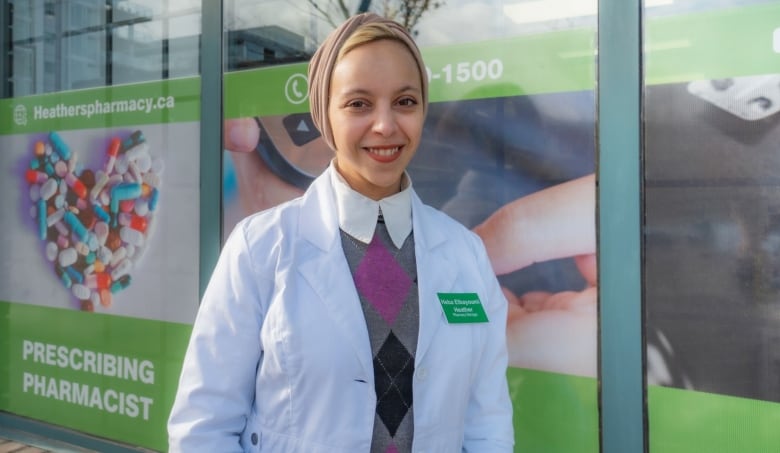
[
  {"left": 0, "top": 77, "right": 201, "bottom": 451},
  {"left": 644, "top": 2, "right": 780, "bottom": 452}
]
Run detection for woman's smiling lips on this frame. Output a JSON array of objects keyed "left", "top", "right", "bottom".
[{"left": 364, "top": 145, "right": 403, "bottom": 163}]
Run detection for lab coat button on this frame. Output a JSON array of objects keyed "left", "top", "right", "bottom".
[
  {"left": 251, "top": 432, "right": 258, "bottom": 445},
  {"left": 416, "top": 367, "right": 428, "bottom": 380}
]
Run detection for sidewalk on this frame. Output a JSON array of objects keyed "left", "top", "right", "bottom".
[{"left": 0, "top": 428, "right": 95, "bottom": 453}]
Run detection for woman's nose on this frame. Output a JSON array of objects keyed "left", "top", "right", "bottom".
[{"left": 371, "top": 106, "right": 398, "bottom": 136}]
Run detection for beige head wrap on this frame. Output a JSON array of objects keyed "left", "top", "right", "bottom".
[{"left": 307, "top": 12, "right": 428, "bottom": 151}]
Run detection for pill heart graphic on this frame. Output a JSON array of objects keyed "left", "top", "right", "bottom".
[{"left": 24, "top": 130, "right": 162, "bottom": 311}]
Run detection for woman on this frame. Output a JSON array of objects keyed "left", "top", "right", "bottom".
[{"left": 168, "top": 13, "right": 513, "bottom": 452}]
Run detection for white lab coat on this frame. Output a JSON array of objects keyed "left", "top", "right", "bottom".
[{"left": 168, "top": 166, "right": 513, "bottom": 452}]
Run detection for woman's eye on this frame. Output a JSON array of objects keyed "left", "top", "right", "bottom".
[
  {"left": 346, "top": 100, "right": 367, "bottom": 109},
  {"left": 398, "top": 97, "right": 418, "bottom": 107}
]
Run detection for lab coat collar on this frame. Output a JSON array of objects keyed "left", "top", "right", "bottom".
[{"left": 330, "top": 164, "right": 412, "bottom": 248}]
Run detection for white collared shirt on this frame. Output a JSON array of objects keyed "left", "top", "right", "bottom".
[{"left": 330, "top": 164, "right": 413, "bottom": 248}]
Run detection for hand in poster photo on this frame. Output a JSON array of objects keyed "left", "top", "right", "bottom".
[
  {"left": 474, "top": 174, "right": 597, "bottom": 377},
  {"left": 224, "top": 116, "right": 597, "bottom": 378}
]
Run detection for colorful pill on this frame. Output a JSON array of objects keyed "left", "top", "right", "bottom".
[
  {"left": 93, "top": 260, "right": 105, "bottom": 273},
  {"left": 29, "top": 158, "right": 40, "bottom": 170},
  {"left": 37, "top": 198, "right": 46, "bottom": 240},
  {"left": 74, "top": 241, "right": 89, "bottom": 256},
  {"left": 86, "top": 272, "right": 111, "bottom": 290},
  {"left": 94, "top": 222, "right": 109, "bottom": 246},
  {"left": 72, "top": 283, "right": 90, "bottom": 300},
  {"left": 119, "top": 199, "right": 135, "bottom": 213},
  {"left": 49, "top": 131, "right": 71, "bottom": 160},
  {"left": 97, "top": 246, "right": 112, "bottom": 265},
  {"left": 134, "top": 199, "right": 149, "bottom": 216},
  {"left": 90, "top": 291, "right": 101, "bottom": 309},
  {"left": 105, "top": 137, "right": 121, "bottom": 174},
  {"left": 55, "top": 160, "right": 68, "bottom": 177},
  {"left": 34, "top": 141, "right": 46, "bottom": 157},
  {"left": 65, "top": 173, "right": 87, "bottom": 199},
  {"left": 64, "top": 265, "right": 84, "bottom": 285},
  {"left": 91, "top": 171, "right": 109, "bottom": 201},
  {"left": 149, "top": 188, "right": 159, "bottom": 211},
  {"left": 58, "top": 247, "right": 77, "bottom": 267},
  {"left": 142, "top": 172, "right": 160, "bottom": 189},
  {"left": 110, "top": 259, "right": 132, "bottom": 280},
  {"left": 80, "top": 300, "right": 94, "bottom": 312},
  {"left": 26, "top": 169, "right": 48, "bottom": 184},
  {"left": 110, "top": 274, "right": 131, "bottom": 294},
  {"left": 120, "top": 226, "right": 144, "bottom": 247},
  {"left": 41, "top": 178, "right": 57, "bottom": 200},
  {"left": 56, "top": 265, "right": 73, "bottom": 289},
  {"left": 99, "top": 288, "right": 112, "bottom": 307},
  {"left": 110, "top": 182, "right": 142, "bottom": 210},
  {"left": 93, "top": 203, "right": 110, "bottom": 223},
  {"left": 118, "top": 213, "right": 147, "bottom": 233},
  {"left": 109, "top": 246, "right": 127, "bottom": 267},
  {"left": 56, "top": 234, "right": 70, "bottom": 249},
  {"left": 45, "top": 242, "right": 59, "bottom": 262},
  {"left": 63, "top": 211, "right": 89, "bottom": 242},
  {"left": 47, "top": 208, "right": 65, "bottom": 227}
]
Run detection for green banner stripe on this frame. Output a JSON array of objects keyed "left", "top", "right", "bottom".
[
  {"left": 648, "top": 385, "right": 780, "bottom": 452},
  {"left": 224, "top": 29, "right": 597, "bottom": 118},
  {"left": 0, "top": 78, "right": 200, "bottom": 135},
  {"left": 508, "top": 367, "right": 598, "bottom": 452},
  {"left": 0, "top": 301, "right": 192, "bottom": 452},
  {"left": 645, "top": 3, "right": 780, "bottom": 85}
]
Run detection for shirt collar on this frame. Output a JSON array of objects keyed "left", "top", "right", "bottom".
[{"left": 330, "top": 163, "right": 413, "bottom": 248}]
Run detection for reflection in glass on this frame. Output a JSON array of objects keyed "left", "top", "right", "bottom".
[{"left": 2, "top": 0, "right": 202, "bottom": 98}]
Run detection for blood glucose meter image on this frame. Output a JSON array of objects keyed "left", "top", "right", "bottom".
[{"left": 254, "top": 113, "right": 333, "bottom": 190}]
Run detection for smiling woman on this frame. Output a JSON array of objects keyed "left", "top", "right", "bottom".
[{"left": 169, "top": 12, "right": 514, "bottom": 453}]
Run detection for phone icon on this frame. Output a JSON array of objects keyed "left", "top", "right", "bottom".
[{"left": 285, "top": 74, "right": 309, "bottom": 104}]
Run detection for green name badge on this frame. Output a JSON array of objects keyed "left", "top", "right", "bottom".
[{"left": 437, "top": 292, "right": 489, "bottom": 323}]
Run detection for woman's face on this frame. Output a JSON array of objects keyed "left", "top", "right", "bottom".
[{"left": 328, "top": 39, "right": 425, "bottom": 200}]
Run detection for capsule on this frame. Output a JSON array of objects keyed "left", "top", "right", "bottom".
[
  {"left": 64, "top": 265, "right": 84, "bottom": 285},
  {"left": 99, "top": 288, "right": 112, "bottom": 307},
  {"left": 120, "top": 226, "right": 144, "bottom": 247},
  {"left": 25, "top": 169, "right": 48, "bottom": 184},
  {"left": 37, "top": 198, "right": 47, "bottom": 240},
  {"left": 149, "top": 188, "right": 159, "bottom": 211},
  {"left": 110, "top": 274, "right": 131, "bottom": 294},
  {"left": 55, "top": 265, "right": 73, "bottom": 289},
  {"left": 90, "top": 171, "right": 109, "bottom": 201},
  {"left": 86, "top": 272, "right": 111, "bottom": 290},
  {"left": 93, "top": 203, "right": 110, "bottom": 223},
  {"left": 49, "top": 131, "right": 71, "bottom": 161},
  {"left": 110, "top": 183, "right": 142, "bottom": 222},
  {"left": 63, "top": 211, "right": 89, "bottom": 242},
  {"left": 65, "top": 173, "right": 87, "bottom": 199},
  {"left": 106, "top": 137, "right": 121, "bottom": 174},
  {"left": 119, "top": 213, "right": 147, "bottom": 233}
]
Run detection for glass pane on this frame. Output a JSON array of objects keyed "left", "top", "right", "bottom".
[
  {"left": 644, "top": 0, "right": 780, "bottom": 451},
  {"left": 222, "top": 1, "right": 598, "bottom": 450},
  {"left": 0, "top": 1, "right": 203, "bottom": 450}
]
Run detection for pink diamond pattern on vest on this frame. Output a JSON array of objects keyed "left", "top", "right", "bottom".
[{"left": 353, "top": 235, "right": 412, "bottom": 326}]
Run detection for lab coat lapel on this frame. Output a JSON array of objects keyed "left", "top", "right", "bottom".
[
  {"left": 412, "top": 193, "right": 458, "bottom": 365},
  {"left": 296, "top": 170, "right": 374, "bottom": 377}
]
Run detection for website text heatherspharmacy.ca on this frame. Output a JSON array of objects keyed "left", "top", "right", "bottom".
[{"left": 33, "top": 96, "right": 176, "bottom": 120}]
